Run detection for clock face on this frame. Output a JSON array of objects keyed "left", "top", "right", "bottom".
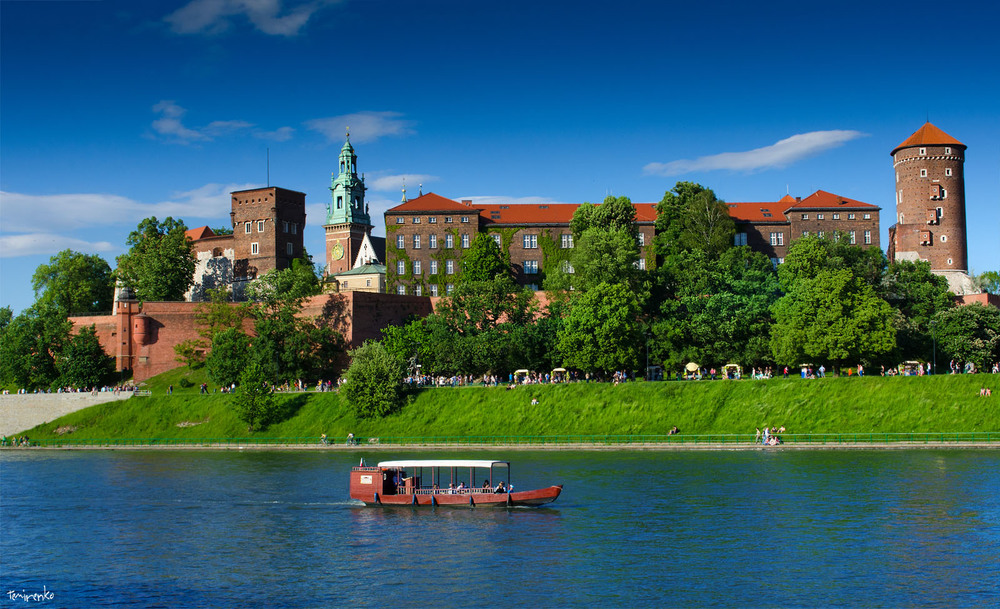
[{"left": 332, "top": 243, "right": 345, "bottom": 260}]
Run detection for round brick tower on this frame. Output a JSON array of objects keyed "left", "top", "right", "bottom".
[{"left": 890, "top": 122, "right": 967, "bottom": 273}]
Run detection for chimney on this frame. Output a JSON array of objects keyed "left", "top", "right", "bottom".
[
  {"left": 462, "top": 200, "right": 472, "bottom": 206},
  {"left": 796, "top": 197, "right": 801, "bottom": 202}
]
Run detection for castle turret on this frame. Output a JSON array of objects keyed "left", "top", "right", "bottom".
[
  {"left": 325, "top": 131, "right": 373, "bottom": 274},
  {"left": 890, "top": 122, "right": 968, "bottom": 275}
]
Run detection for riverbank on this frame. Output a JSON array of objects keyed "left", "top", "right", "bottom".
[{"left": 8, "top": 373, "right": 998, "bottom": 442}]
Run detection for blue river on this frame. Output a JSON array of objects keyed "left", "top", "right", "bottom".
[{"left": 2, "top": 449, "right": 999, "bottom": 607}]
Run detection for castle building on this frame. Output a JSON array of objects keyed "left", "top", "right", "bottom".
[
  {"left": 323, "top": 134, "right": 385, "bottom": 287},
  {"left": 186, "top": 186, "right": 307, "bottom": 301},
  {"left": 384, "top": 190, "right": 877, "bottom": 293},
  {"left": 888, "top": 122, "right": 974, "bottom": 294}
]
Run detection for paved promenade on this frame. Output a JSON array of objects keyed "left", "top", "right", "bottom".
[{"left": 0, "top": 393, "right": 130, "bottom": 436}]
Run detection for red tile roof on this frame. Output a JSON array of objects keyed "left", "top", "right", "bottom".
[
  {"left": 725, "top": 203, "right": 786, "bottom": 223},
  {"left": 386, "top": 192, "right": 475, "bottom": 213},
  {"left": 185, "top": 226, "right": 215, "bottom": 241},
  {"left": 786, "top": 190, "right": 879, "bottom": 210},
  {"left": 892, "top": 122, "right": 965, "bottom": 155}
]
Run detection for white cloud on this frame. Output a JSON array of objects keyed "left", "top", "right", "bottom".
[
  {"left": 305, "top": 111, "right": 415, "bottom": 144},
  {"left": 165, "top": 0, "right": 339, "bottom": 37},
  {"left": 255, "top": 126, "right": 295, "bottom": 141},
  {"left": 152, "top": 101, "right": 276, "bottom": 144},
  {"left": 151, "top": 100, "right": 210, "bottom": 142},
  {"left": 643, "top": 130, "right": 867, "bottom": 176},
  {"left": 368, "top": 173, "right": 439, "bottom": 192},
  {"left": 0, "top": 234, "right": 116, "bottom": 259},
  {"left": 0, "top": 183, "right": 258, "bottom": 236},
  {"left": 456, "top": 195, "right": 572, "bottom": 207}
]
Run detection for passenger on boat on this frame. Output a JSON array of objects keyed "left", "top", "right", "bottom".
[
  {"left": 457, "top": 482, "right": 466, "bottom": 492},
  {"left": 482, "top": 480, "right": 491, "bottom": 489},
  {"left": 494, "top": 481, "right": 507, "bottom": 493},
  {"left": 448, "top": 483, "right": 456, "bottom": 494}
]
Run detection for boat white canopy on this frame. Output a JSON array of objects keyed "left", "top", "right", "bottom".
[{"left": 377, "top": 460, "right": 509, "bottom": 469}]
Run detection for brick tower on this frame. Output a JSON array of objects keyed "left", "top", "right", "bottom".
[
  {"left": 229, "top": 186, "right": 307, "bottom": 288},
  {"left": 324, "top": 132, "right": 372, "bottom": 275},
  {"left": 889, "top": 123, "right": 968, "bottom": 281}
]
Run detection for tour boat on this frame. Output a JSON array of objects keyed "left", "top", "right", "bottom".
[{"left": 349, "top": 459, "right": 562, "bottom": 507}]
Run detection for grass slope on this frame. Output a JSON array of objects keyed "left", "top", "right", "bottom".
[{"left": 17, "top": 371, "right": 999, "bottom": 440}]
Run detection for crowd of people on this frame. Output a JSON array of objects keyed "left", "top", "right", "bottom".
[{"left": 755, "top": 426, "right": 786, "bottom": 446}]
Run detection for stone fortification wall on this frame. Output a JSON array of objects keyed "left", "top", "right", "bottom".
[{"left": 0, "top": 392, "right": 131, "bottom": 436}]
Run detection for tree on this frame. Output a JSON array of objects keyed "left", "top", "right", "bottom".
[
  {"left": 655, "top": 182, "right": 734, "bottom": 258},
  {"left": 58, "top": 325, "right": 115, "bottom": 388},
  {"left": 560, "top": 195, "right": 643, "bottom": 293},
  {"left": 461, "top": 233, "right": 510, "bottom": 282},
  {"left": 175, "top": 286, "right": 248, "bottom": 370},
  {"left": 932, "top": 304, "right": 1000, "bottom": 370},
  {"left": 0, "top": 304, "right": 71, "bottom": 390},
  {"left": 233, "top": 360, "right": 277, "bottom": 432},
  {"left": 342, "top": 340, "right": 407, "bottom": 418},
  {"left": 557, "top": 282, "right": 643, "bottom": 373},
  {"left": 32, "top": 250, "right": 114, "bottom": 315},
  {"left": 206, "top": 328, "right": 252, "bottom": 387},
  {"left": 114, "top": 217, "right": 196, "bottom": 301},
  {"left": 883, "top": 260, "right": 954, "bottom": 361},
  {"left": 770, "top": 268, "right": 895, "bottom": 368},
  {"left": 975, "top": 271, "right": 1000, "bottom": 294}
]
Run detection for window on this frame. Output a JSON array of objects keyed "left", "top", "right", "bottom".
[
  {"left": 413, "top": 260, "right": 422, "bottom": 275},
  {"left": 863, "top": 213, "right": 871, "bottom": 220},
  {"left": 287, "top": 242, "right": 294, "bottom": 255},
  {"left": 282, "top": 221, "right": 289, "bottom": 233},
  {"left": 523, "top": 234, "right": 538, "bottom": 249},
  {"left": 947, "top": 258, "right": 953, "bottom": 266},
  {"left": 945, "top": 147, "right": 951, "bottom": 155},
  {"left": 430, "top": 260, "right": 438, "bottom": 275},
  {"left": 445, "top": 234, "right": 454, "bottom": 248},
  {"left": 919, "top": 147, "right": 926, "bottom": 155},
  {"left": 849, "top": 231, "right": 856, "bottom": 245},
  {"left": 291, "top": 223, "right": 297, "bottom": 235},
  {"left": 802, "top": 231, "right": 810, "bottom": 237},
  {"left": 920, "top": 169, "right": 928, "bottom": 177},
  {"left": 342, "top": 281, "right": 348, "bottom": 289},
  {"left": 412, "top": 217, "right": 421, "bottom": 224},
  {"left": 396, "top": 234, "right": 405, "bottom": 249},
  {"left": 769, "top": 232, "right": 784, "bottom": 246},
  {"left": 366, "top": 279, "right": 371, "bottom": 287},
  {"left": 638, "top": 233, "right": 645, "bottom": 246},
  {"left": 414, "top": 285, "right": 422, "bottom": 297},
  {"left": 445, "top": 217, "right": 453, "bottom": 223},
  {"left": 734, "top": 233, "right": 747, "bottom": 246},
  {"left": 257, "top": 220, "right": 265, "bottom": 232},
  {"left": 429, "top": 217, "right": 437, "bottom": 224},
  {"left": 429, "top": 234, "right": 437, "bottom": 249},
  {"left": 833, "top": 213, "right": 840, "bottom": 220},
  {"left": 817, "top": 214, "right": 824, "bottom": 220},
  {"left": 561, "top": 234, "right": 574, "bottom": 249},
  {"left": 864, "top": 230, "right": 872, "bottom": 245},
  {"left": 430, "top": 284, "right": 439, "bottom": 297},
  {"left": 446, "top": 283, "right": 454, "bottom": 295},
  {"left": 413, "top": 234, "right": 421, "bottom": 249},
  {"left": 491, "top": 234, "right": 502, "bottom": 248},
  {"left": 770, "top": 257, "right": 780, "bottom": 269},
  {"left": 945, "top": 168, "right": 952, "bottom": 176},
  {"left": 848, "top": 213, "right": 855, "bottom": 220},
  {"left": 397, "top": 286, "right": 406, "bottom": 295},
  {"left": 524, "top": 260, "right": 538, "bottom": 274},
  {"left": 638, "top": 258, "right": 646, "bottom": 270},
  {"left": 940, "top": 235, "right": 948, "bottom": 243},
  {"left": 801, "top": 214, "right": 809, "bottom": 220},
  {"left": 396, "top": 217, "right": 404, "bottom": 224},
  {"left": 936, "top": 207, "right": 944, "bottom": 219},
  {"left": 446, "top": 260, "right": 454, "bottom": 275},
  {"left": 526, "top": 284, "right": 539, "bottom": 291},
  {"left": 245, "top": 222, "right": 252, "bottom": 234},
  {"left": 561, "top": 260, "right": 575, "bottom": 274},
  {"left": 337, "top": 196, "right": 343, "bottom": 210},
  {"left": 818, "top": 231, "right": 825, "bottom": 238},
  {"left": 460, "top": 216, "right": 469, "bottom": 223},
  {"left": 397, "top": 261, "right": 406, "bottom": 275},
  {"left": 461, "top": 234, "right": 470, "bottom": 248}
]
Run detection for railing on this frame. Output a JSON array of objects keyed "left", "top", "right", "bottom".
[{"left": 4, "top": 432, "right": 998, "bottom": 449}]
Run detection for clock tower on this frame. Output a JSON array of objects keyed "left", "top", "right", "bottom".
[{"left": 324, "top": 132, "right": 373, "bottom": 274}]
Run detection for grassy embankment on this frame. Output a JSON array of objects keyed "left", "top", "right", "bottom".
[{"left": 16, "top": 366, "right": 1000, "bottom": 440}]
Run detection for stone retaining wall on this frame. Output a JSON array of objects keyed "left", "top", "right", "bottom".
[{"left": 0, "top": 393, "right": 130, "bottom": 436}]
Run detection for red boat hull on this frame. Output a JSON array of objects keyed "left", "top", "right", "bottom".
[{"left": 357, "top": 485, "right": 563, "bottom": 507}]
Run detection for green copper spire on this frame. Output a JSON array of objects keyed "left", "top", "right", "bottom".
[{"left": 326, "top": 131, "right": 370, "bottom": 226}]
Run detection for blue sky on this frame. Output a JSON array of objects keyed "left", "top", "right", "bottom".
[{"left": 2, "top": 0, "right": 998, "bottom": 314}]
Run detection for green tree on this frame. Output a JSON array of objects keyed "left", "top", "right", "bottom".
[
  {"left": 655, "top": 182, "right": 733, "bottom": 258},
  {"left": 571, "top": 226, "right": 641, "bottom": 292},
  {"left": 342, "top": 340, "right": 407, "bottom": 418},
  {"left": 206, "top": 328, "right": 253, "bottom": 387},
  {"left": 58, "top": 325, "right": 115, "bottom": 388},
  {"left": 932, "top": 304, "right": 1000, "bottom": 370},
  {"left": 883, "top": 260, "right": 954, "bottom": 361},
  {"left": 211, "top": 226, "right": 234, "bottom": 236},
  {"left": 175, "top": 286, "right": 249, "bottom": 369},
  {"left": 0, "top": 304, "right": 71, "bottom": 390},
  {"left": 975, "top": 270, "right": 1000, "bottom": 294},
  {"left": 461, "top": 233, "right": 510, "bottom": 282},
  {"left": 557, "top": 282, "right": 643, "bottom": 373},
  {"left": 233, "top": 360, "right": 277, "bottom": 431},
  {"left": 114, "top": 217, "right": 196, "bottom": 301},
  {"left": 32, "top": 250, "right": 114, "bottom": 315},
  {"left": 770, "top": 268, "right": 895, "bottom": 369}
]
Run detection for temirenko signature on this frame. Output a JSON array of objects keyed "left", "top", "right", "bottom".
[{"left": 6, "top": 587, "right": 54, "bottom": 603}]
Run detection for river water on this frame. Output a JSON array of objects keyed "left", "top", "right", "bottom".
[{"left": 2, "top": 449, "right": 998, "bottom": 607}]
